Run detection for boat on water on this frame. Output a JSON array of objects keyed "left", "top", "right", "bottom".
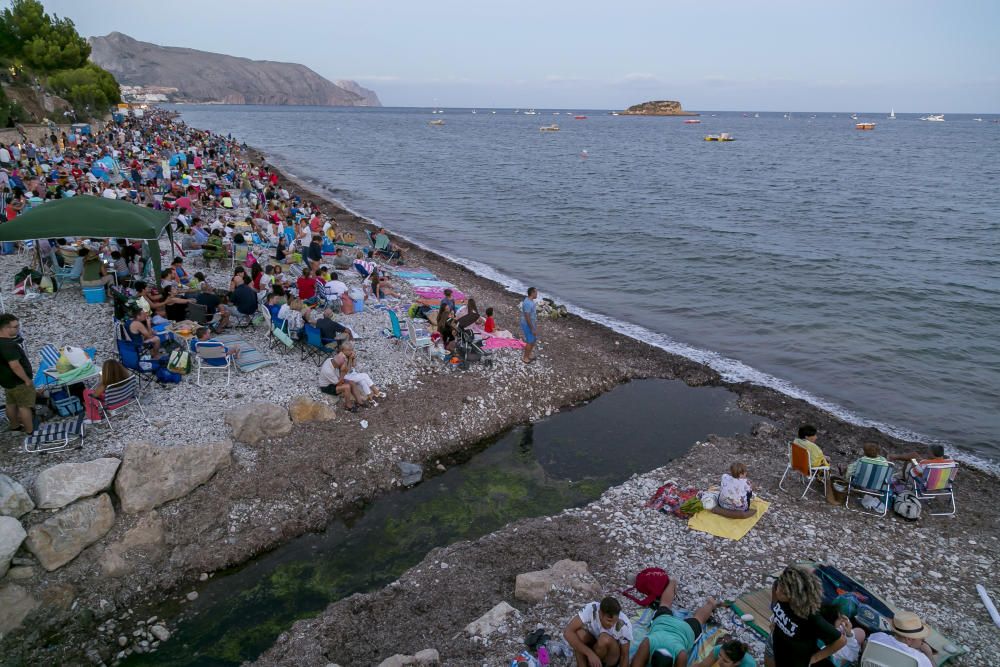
[
  {"left": 429, "top": 119, "right": 445, "bottom": 126},
  {"left": 539, "top": 124, "right": 560, "bottom": 132},
  {"left": 705, "top": 133, "right": 735, "bottom": 141},
  {"left": 574, "top": 115, "right": 587, "bottom": 120},
  {"left": 610, "top": 112, "right": 620, "bottom": 116},
  {"left": 889, "top": 108, "right": 896, "bottom": 119},
  {"left": 920, "top": 114, "right": 945, "bottom": 122},
  {"left": 851, "top": 113, "right": 859, "bottom": 120},
  {"left": 973, "top": 117, "right": 983, "bottom": 122},
  {"left": 855, "top": 122, "right": 876, "bottom": 130},
  {"left": 684, "top": 119, "right": 701, "bottom": 124},
  {"left": 524, "top": 109, "right": 538, "bottom": 115}
]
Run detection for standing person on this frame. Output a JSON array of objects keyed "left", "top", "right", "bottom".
[
  {"left": 521, "top": 286, "right": 539, "bottom": 364},
  {"left": 766, "top": 565, "right": 845, "bottom": 667},
  {"left": 0, "top": 314, "right": 35, "bottom": 435}
]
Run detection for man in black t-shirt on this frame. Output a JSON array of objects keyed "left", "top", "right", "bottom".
[
  {"left": 316, "top": 308, "right": 351, "bottom": 346},
  {"left": 0, "top": 314, "right": 35, "bottom": 434},
  {"left": 229, "top": 275, "right": 259, "bottom": 317},
  {"left": 195, "top": 283, "right": 230, "bottom": 330}
]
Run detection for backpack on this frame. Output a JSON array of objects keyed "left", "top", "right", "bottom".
[
  {"left": 622, "top": 567, "right": 671, "bottom": 607},
  {"left": 155, "top": 366, "right": 182, "bottom": 384},
  {"left": 893, "top": 490, "right": 922, "bottom": 521},
  {"left": 167, "top": 349, "right": 192, "bottom": 375}
]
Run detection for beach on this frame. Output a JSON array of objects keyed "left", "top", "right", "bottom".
[{"left": 0, "top": 120, "right": 997, "bottom": 667}]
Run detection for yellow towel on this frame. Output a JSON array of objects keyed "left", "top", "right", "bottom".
[{"left": 688, "top": 498, "right": 770, "bottom": 541}]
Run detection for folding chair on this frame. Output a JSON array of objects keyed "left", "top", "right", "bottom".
[
  {"left": 386, "top": 310, "right": 406, "bottom": 343},
  {"left": 912, "top": 462, "right": 958, "bottom": 516},
  {"left": 98, "top": 374, "right": 145, "bottom": 430},
  {"left": 194, "top": 341, "right": 233, "bottom": 386},
  {"left": 301, "top": 324, "right": 335, "bottom": 365},
  {"left": 54, "top": 257, "right": 84, "bottom": 289},
  {"left": 845, "top": 459, "right": 892, "bottom": 516},
  {"left": 778, "top": 440, "right": 830, "bottom": 499},
  {"left": 406, "top": 319, "right": 433, "bottom": 361},
  {"left": 859, "top": 639, "right": 921, "bottom": 667},
  {"left": 115, "top": 337, "right": 162, "bottom": 390},
  {"left": 24, "top": 414, "right": 86, "bottom": 454}
]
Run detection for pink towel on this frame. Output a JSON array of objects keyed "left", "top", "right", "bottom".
[
  {"left": 483, "top": 337, "right": 526, "bottom": 350},
  {"left": 415, "top": 287, "right": 467, "bottom": 300}
]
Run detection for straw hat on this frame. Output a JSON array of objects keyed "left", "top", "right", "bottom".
[{"left": 892, "top": 611, "right": 930, "bottom": 639}]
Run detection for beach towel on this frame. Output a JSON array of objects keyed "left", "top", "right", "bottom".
[
  {"left": 731, "top": 562, "right": 967, "bottom": 666},
  {"left": 483, "top": 337, "right": 526, "bottom": 350},
  {"left": 405, "top": 278, "right": 454, "bottom": 288},
  {"left": 687, "top": 498, "right": 770, "bottom": 540},
  {"left": 414, "top": 287, "right": 467, "bottom": 301},
  {"left": 212, "top": 334, "right": 277, "bottom": 373},
  {"left": 394, "top": 271, "right": 437, "bottom": 280},
  {"left": 628, "top": 607, "right": 722, "bottom": 662}
]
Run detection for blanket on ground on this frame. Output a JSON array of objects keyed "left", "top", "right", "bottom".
[
  {"left": 394, "top": 271, "right": 437, "bottom": 280},
  {"left": 212, "top": 334, "right": 277, "bottom": 372},
  {"left": 414, "top": 287, "right": 467, "bottom": 301},
  {"left": 405, "top": 278, "right": 454, "bottom": 288},
  {"left": 483, "top": 337, "right": 526, "bottom": 350},
  {"left": 687, "top": 497, "right": 770, "bottom": 541}
]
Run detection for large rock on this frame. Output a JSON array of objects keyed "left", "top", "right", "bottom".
[
  {"left": 115, "top": 441, "right": 232, "bottom": 513},
  {"left": 515, "top": 559, "right": 601, "bottom": 603},
  {"left": 33, "top": 458, "right": 121, "bottom": 509},
  {"left": 0, "top": 516, "right": 27, "bottom": 578},
  {"left": 25, "top": 494, "right": 115, "bottom": 571},
  {"left": 99, "top": 511, "right": 165, "bottom": 578},
  {"left": 225, "top": 402, "right": 292, "bottom": 445},
  {"left": 0, "top": 583, "right": 39, "bottom": 639},
  {"left": 465, "top": 601, "right": 518, "bottom": 637},
  {"left": 0, "top": 474, "right": 34, "bottom": 518},
  {"left": 287, "top": 396, "right": 336, "bottom": 423},
  {"left": 377, "top": 649, "right": 440, "bottom": 667}
]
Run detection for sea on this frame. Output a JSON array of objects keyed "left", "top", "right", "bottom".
[{"left": 172, "top": 105, "right": 1000, "bottom": 463}]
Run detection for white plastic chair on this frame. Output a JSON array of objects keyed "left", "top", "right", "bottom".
[
  {"left": 860, "top": 638, "right": 921, "bottom": 667},
  {"left": 194, "top": 341, "right": 233, "bottom": 386},
  {"left": 406, "top": 319, "right": 433, "bottom": 361}
]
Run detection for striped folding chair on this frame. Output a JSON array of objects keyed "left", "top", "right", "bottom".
[
  {"left": 32, "top": 344, "right": 62, "bottom": 390},
  {"left": 912, "top": 462, "right": 958, "bottom": 516},
  {"left": 99, "top": 374, "right": 145, "bottom": 430},
  {"left": 778, "top": 440, "right": 830, "bottom": 499},
  {"left": 845, "top": 459, "right": 893, "bottom": 516},
  {"left": 24, "top": 414, "right": 86, "bottom": 454}
]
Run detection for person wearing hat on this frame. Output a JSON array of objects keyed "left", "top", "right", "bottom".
[{"left": 867, "top": 611, "right": 935, "bottom": 667}]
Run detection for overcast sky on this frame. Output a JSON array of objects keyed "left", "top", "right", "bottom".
[{"left": 36, "top": 0, "right": 1000, "bottom": 112}]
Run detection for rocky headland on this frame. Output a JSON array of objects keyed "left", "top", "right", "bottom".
[{"left": 620, "top": 100, "right": 699, "bottom": 116}]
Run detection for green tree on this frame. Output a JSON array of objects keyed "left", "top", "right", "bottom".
[
  {"left": 0, "top": 0, "right": 48, "bottom": 57},
  {"left": 0, "top": 1, "right": 90, "bottom": 70},
  {"left": 48, "top": 63, "right": 121, "bottom": 113}
]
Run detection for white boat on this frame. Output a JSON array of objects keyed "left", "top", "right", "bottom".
[
  {"left": 429, "top": 119, "right": 445, "bottom": 126},
  {"left": 889, "top": 108, "right": 896, "bottom": 119},
  {"left": 524, "top": 109, "right": 538, "bottom": 115},
  {"left": 974, "top": 117, "right": 983, "bottom": 122},
  {"left": 539, "top": 124, "right": 559, "bottom": 132},
  {"left": 920, "top": 114, "right": 945, "bottom": 122}
]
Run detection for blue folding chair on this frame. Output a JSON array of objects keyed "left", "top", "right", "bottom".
[{"left": 845, "top": 459, "right": 893, "bottom": 516}]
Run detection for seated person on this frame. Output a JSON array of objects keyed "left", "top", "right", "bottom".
[
  {"left": 79, "top": 247, "right": 112, "bottom": 288},
  {"left": 792, "top": 424, "right": 830, "bottom": 468},
  {"left": 109, "top": 250, "right": 131, "bottom": 282},
  {"left": 188, "top": 271, "right": 206, "bottom": 291},
  {"left": 819, "top": 604, "right": 865, "bottom": 667},
  {"left": 229, "top": 266, "right": 247, "bottom": 293},
  {"left": 161, "top": 285, "right": 195, "bottom": 322},
  {"left": 296, "top": 268, "right": 320, "bottom": 302},
  {"left": 229, "top": 275, "right": 259, "bottom": 319},
  {"left": 332, "top": 247, "right": 353, "bottom": 270},
  {"left": 82, "top": 359, "right": 133, "bottom": 425},
  {"left": 845, "top": 442, "right": 889, "bottom": 482},
  {"left": 316, "top": 307, "right": 352, "bottom": 346},
  {"left": 278, "top": 297, "right": 308, "bottom": 338},
  {"left": 889, "top": 444, "right": 953, "bottom": 482},
  {"left": 369, "top": 271, "right": 401, "bottom": 299},
  {"left": 191, "top": 326, "right": 240, "bottom": 359},
  {"left": 133, "top": 281, "right": 166, "bottom": 317},
  {"left": 171, "top": 257, "right": 191, "bottom": 285},
  {"left": 436, "top": 303, "right": 458, "bottom": 351},
  {"left": 127, "top": 308, "right": 162, "bottom": 356},
  {"left": 353, "top": 250, "right": 378, "bottom": 279},
  {"left": 335, "top": 341, "right": 382, "bottom": 408},
  {"left": 195, "top": 282, "right": 231, "bottom": 330},
  {"left": 456, "top": 298, "right": 484, "bottom": 328},
  {"left": 374, "top": 228, "right": 403, "bottom": 261},
  {"left": 202, "top": 228, "right": 227, "bottom": 265},
  {"left": 318, "top": 354, "right": 357, "bottom": 408},
  {"left": 630, "top": 577, "right": 721, "bottom": 667},
  {"left": 563, "top": 597, "right": 632, "bottom": 667},
  {"left": 716, "top": 462, "right": 755, "bottom": 518},
  {"left": 439, "top": 288, "right": 457, "bottom": 314},
  {"left": 867, "top": 611, "right": 935, "bottom": 667},
  {"left": 322, "top": 270, "right": 349, "bottom": 302},
  {"left": 692, "top": 639, "right": 755, "bottom": 667}
]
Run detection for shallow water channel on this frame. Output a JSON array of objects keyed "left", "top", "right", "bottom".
[{"left": 128, "top": 379, "right": 756, "bottom": 665}]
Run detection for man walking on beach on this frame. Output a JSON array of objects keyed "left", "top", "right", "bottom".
[
  {"left": 0, "top": 314, "right": 35, "bottom": 435},
  {"left": 521, "top": 287, "right": 539, "bottom": 364}
]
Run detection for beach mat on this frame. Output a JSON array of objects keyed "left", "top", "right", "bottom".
[
  {"left": 688, "top": 498, "right": 770, "bottom": 540},
  {"left": 731, "top": 563, "right": 966, "bottom": 665},
  {"left": 394, "top": 271, "right": 437, "bottom": 280},
  {"left": 213, "top": 335, "right": 277, "bottom": 373}
]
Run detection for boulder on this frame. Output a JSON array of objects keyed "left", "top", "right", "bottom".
[
  {"left": 0, "top": 516, "right": 27, "bottom": 578},
  {"left": 287, "top": 396, "right": 336, "bottom": 423},
  {"left": 225, "top": 402, "right": 293, "bottom": 445},
  {"left": 0, "top": 474, "right": 34, "bottom": 518},
  {"left": 100, "top": 511, "right": 165, "bottom": 577},
  {"left": 24, "top": 494, "right": 116, "bottom": 571},
  {"left": 0, "top": 583, "right": 39, "bottom": 639},
  {"left": 465, "top": 601, "right": 518, "bottom": 637},
  {"left": 33, "top": 458, "right": 121, "bottom": 509},
  {"left": 115, "top": 441, "right": 232, "bottom": 513},
  {"left": 397, "top": 462, "right": 423, "bottom": 486},
  {"left": 377, "top": 649, "right": 439, "bottom": 667},
  {"left": 515, "top": 559, "right": 601, "bottom": 603},
  {"left": 6, "top": 566, "right": 34, "bottom": 581}
]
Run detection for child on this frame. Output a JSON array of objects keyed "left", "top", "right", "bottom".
[
  {"left": 719, "top": 462, "right": 753, "bottom": 513},
  {"left": 693, "top": 639, "right": 756, "bottom": 667},
  {"left": 820, "top": 604, "right": 866, "bottom": 667},
  {"left": 188, "top": 271, "right": 206, "bottom": 291},
  {"left": 484, "top": 306, "right": 496, "bottom": 333},
  {"left": 793, "top": 424, "right": 830, "bottom": 468},
  {"left": 845, "top": 442, "right": 889, "bottom": 482}
]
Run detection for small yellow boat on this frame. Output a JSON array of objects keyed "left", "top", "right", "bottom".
[
  {"left": 705, "top": 133, "right": 735, "bottom": 141},
  {"left": 855, "top": 122, "right": 876, "bottom": 130}
]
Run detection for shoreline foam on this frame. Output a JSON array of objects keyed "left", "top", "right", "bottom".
[{"left": 269, "top": 152, "right": 999, "bottom": 476}]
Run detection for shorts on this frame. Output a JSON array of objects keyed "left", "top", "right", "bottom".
[
  {"left": 652, "top": 606, "right": 703, "bottom": 641},
  {"left": 521, "top": 321, "right": 536, "bottom": 344},
  {"left": 4, "top": 383, "right": 36, "bottom": 408}
]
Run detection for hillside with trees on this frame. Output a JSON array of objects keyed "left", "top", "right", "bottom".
[{"left": 0, "top": 0, "right": 120, "bottom": 126}]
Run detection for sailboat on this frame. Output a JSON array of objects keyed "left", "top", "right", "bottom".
[{"left": 889, "top": 108, "right": 896, "bottom": 120}]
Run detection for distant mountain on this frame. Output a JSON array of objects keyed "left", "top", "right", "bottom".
[{"left": 88, "top": 32, "right": 381, "bottom": 107}]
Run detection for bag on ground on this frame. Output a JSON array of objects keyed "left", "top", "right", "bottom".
[
  {"left": 893, "top": 490, "right": 922, "bottom": 520},
  {"left": 622, "top": 567, "right": 671, "bottom": 606},
  {"left": 167, "top": 349, "right": 192, "bottom": 375}
]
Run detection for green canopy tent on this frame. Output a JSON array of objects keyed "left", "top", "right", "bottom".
[{"left": 0, "top": 197, "right": 175, "bottom": 279}]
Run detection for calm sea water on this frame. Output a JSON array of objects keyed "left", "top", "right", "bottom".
[{"left": 174, "top": 105, "right": 1000, "bottom": 460}]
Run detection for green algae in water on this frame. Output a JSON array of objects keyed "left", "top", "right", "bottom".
[{"left": 126, "top": 379, "right": 752, "bottom": 666}]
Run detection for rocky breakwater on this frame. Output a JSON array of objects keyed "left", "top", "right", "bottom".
[{"left": 620, "top": 100, "right": 699, "bottom": 116}]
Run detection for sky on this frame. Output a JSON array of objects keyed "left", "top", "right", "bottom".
[{"left": 33, "top": 0, "right": 1000, "bottom": 112}]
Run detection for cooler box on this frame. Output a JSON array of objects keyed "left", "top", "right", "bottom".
[{"left": 83, "top": 287, "right": 106, "bottom": 303}]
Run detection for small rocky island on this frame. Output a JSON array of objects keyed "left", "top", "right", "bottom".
[{"left": 620, "top": 100, "right": 699, "bottom": 116}]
